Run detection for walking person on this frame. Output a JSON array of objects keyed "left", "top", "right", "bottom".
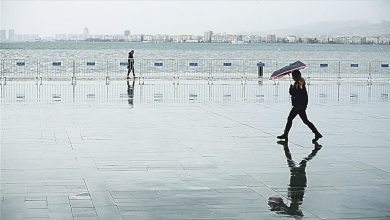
[
  {"left": 277, "top": 70, "right": 323, "bottom": 142},
  {"left": 127, "top": 50, "right": 135, "bottom": 78}
]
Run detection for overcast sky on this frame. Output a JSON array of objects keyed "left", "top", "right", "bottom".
[{"left": 1, "top": 0, "right": 389, "bottom": 36}]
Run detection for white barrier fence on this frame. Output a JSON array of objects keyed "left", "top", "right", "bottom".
[{"left": 2, "top": 81, "right": 389, "bottom": 104}]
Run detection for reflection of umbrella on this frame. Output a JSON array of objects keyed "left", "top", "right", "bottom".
[{"left": 270, "top": 61, "right": 307, "bottom": 79}]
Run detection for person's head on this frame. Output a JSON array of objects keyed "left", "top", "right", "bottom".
[
  {"left": 130, "top": 50, "right": 134, "bottom": 54},
  {"left": 291, "top": 70, "right": 302, "bottom": 81}
]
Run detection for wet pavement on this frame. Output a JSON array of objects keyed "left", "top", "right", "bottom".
[{"left": 1, "top": 80, "right": 390, "bottom": 219}]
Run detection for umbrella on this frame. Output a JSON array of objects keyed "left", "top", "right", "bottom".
[{"left": 270, "top": 61, "right": 307, "bottom": 79}]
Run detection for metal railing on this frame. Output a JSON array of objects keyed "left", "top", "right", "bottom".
[
  {"left": 1, "top": 58, "right": 389, "bottom": 84},
  {"left": 2, "top": 81, "right": 389, "bottom": 104}
]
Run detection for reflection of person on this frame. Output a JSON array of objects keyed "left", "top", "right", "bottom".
[
  {"left": 268, "top": 141, "right": 322, "bottom": 217},
  {"left": 127, "top": 79, "right": 135, "bottom": 107},
  {"left": 127, "top": 50, "right": 135, "bottom": 78},
  {"left": 277, "top": 70, "right": 322, "bottom": 142}
]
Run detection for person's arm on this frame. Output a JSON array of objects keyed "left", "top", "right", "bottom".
[{"left": 289, "top": 84, "right": 294, "bottom": 95}]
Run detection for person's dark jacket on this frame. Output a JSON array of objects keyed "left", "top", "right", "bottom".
[{"left": 289, "top": 83, "right": 308, "bottom": 107}]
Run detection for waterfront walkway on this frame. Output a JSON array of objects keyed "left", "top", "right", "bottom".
[{"left": 1, "top": 81, "right": 390, "bottom": 219}]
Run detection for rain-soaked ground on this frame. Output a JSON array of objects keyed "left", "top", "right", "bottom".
[{"left": 1, "top": 80, "right": 390, "bottom": 219}]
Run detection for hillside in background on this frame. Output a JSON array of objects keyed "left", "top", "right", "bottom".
[{"left": 247, "top": 20, "right": 390, "bottom": 37}]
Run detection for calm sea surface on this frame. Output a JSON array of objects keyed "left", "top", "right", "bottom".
[{"left": 1, "top": 42, "right": 390, "bottom": 61}]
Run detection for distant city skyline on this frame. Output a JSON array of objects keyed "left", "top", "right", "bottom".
[
  {"left": 1, "top": 0, "right": 390, "bottom": 36},
  {"left": 1, "top": 27, "right": 389, "bottom": 45}
]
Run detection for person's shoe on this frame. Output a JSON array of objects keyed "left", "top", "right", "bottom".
[
  {"left": 277, "top": 133, "right": 288, "bottom": 140},
  {"left": 312, "top": 133, "right": 323, "bottom": 143}
]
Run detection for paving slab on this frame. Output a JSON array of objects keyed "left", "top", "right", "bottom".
[{"left": 1, "top": 81, "right": 390, "bottom": 219}]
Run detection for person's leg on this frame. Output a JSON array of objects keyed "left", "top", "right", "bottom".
[
  {"left": 278, "top": 107, "right": 299, "bottom": 139},
  {"left": 131, "top": 62, "right": 135, "bottom": 77},
  {"left": 298, "top": 109, "right": 322, "bottom": 141},
  {"left": 285, "top": 108, "right": 299, "bottom": 134},
  {"left": 298, "top": 110, "right": 319, "bottom": 134}
]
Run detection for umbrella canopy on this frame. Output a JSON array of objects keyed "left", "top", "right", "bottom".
[{"left": 270, "top": 61, "right": 307, "bottom": 79}]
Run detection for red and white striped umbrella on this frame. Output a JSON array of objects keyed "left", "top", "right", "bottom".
[{"left": 270, "top": 61, "right": 307, "bottom": 79}]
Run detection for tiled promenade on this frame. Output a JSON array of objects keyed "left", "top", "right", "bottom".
[{"left": 1, "top": 81, "right": 390, "bottom": 219}]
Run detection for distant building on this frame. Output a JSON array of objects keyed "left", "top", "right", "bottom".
[
  {"left": 361, "top": 37, "right": 367, "bottom": 44},
  {"left": 8, "top": 29, "right": 15, "bottom": 42},
  {"left": 366, "top": 37, "right": 379, "bottom": 44},
  {"left": 211, "top": 33, "right": 227, "bottom": 43},
  {"left": 22, "top": 34, "right": 40, "bottom": 42},
  {"left": 318, "top": 36, "right": 330, "bottom": 44},
  {"left": 177, "top": 35, "right": 191, "bottom": 43},
  {"left": 378, "top": 36, "right": 389, "bottom": 45},
  {"left": 83, "top": 27, "right": 89, "bottom": 36},
  {"left": 286, "top": 35, "right": 297, "bottom": 43},
  {"left": 266, "top": 34, "right": 276, "bottom": 43},
  {"left": 0, "top": 30, "right": 6, "bottom": 42},
  {"left": 83, "top": 27, "right": 89, "bottom": 40},
  {"left": 55, "top": 34, "right": 68, "bottom": 41},
  {"left": 351, "top": 36, "right": 362, "bottom": 44},
  {"left": 124, "top": 30, "right": 130, "bottom": 37},
  {"left": 244, "top": 35, "right": 261, "bottom": 43},
  {"left": 143, "top": 35, "right": 153, "bottom": 42},
  {"left": 204, "top": 31, "right": 213, "bottom": 43}
]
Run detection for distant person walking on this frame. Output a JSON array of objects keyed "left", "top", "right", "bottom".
[
  {"left": 277, "top": 70, "right": 323, "bottom": 142},
  {"left": 127, "top": 50, "right": 135, "bottom": 78}
]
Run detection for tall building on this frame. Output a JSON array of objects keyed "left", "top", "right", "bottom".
[
  {"left": 83, "top": 27, "right": 89, "bottom": 37},
  {"left": 266, "top": 34, "right": 276, "bottom": 43},
  {"left": 8, "top": 29, "right": 15, "bottom": 42},
  {"left": 124, "top": 30, "right": 130, "bottom": 37},
  {"left": 0, "top": 30, "right": 6, "bottom": 42},
  {"left": 204, "top": 31, "right": 213, "bottom": 43}
]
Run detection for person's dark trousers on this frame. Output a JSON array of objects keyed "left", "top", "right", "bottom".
[
  {"left": 284, "top": 106, "right": 319, "bottom": 135},
  {"left": 129, "top": 61, "right": 135, "bottom": 77}
]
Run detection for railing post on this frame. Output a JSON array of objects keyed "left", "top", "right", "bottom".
[
  {"left": 72, "top": 60, "right": 76, "bottom": 85},
  {"left": 35, "top": 59, "right": 38, "bottom": 85},
  {"left": 106, "top": 60, "right": 110, "bottom": 85},
  {"left": 0, "top": 59, "right": 3, "bottom": 84},
  {"left": 368, "top": 61, "right": 372, "bottom": 85},
  {"left": 2, "top": 59, "right": 7, "bottom": 85},
  {"left": 209, "top": 59, "right": 213, "bottom": 84},
  {"left": 338, "top": 60, "right": 341, "bottom": 83},
  {"left": 175, "top": 59, "right": 179, "bottom": 84},
  {"left": 240, "top": 59, "right": 244, "bottom": 84},
  {"left": 140, "top": 59, "right": 144, "bottom": 85}
]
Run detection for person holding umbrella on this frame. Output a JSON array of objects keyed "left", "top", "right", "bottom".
[{"left": 276, "top": 69, "right": 322, "bottom": 142}]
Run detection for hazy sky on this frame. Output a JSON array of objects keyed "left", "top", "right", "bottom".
[{"left": 1, "top": 0, "right": 389, "bottom": 36}]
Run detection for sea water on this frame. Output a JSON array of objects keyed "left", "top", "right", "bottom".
[{"left": 1, "top": 42, "right": 390, "bottom": 61}]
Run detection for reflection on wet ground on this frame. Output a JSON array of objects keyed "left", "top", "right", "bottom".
[
  {"left": 268, "top": 141, "right": 322, "bottom": 217},
  {"left": 1, "top": 80, "right": 390, "bottom": 219},
  {"left": 1, "top": 80, "right": 390, "bottom": 104}
]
